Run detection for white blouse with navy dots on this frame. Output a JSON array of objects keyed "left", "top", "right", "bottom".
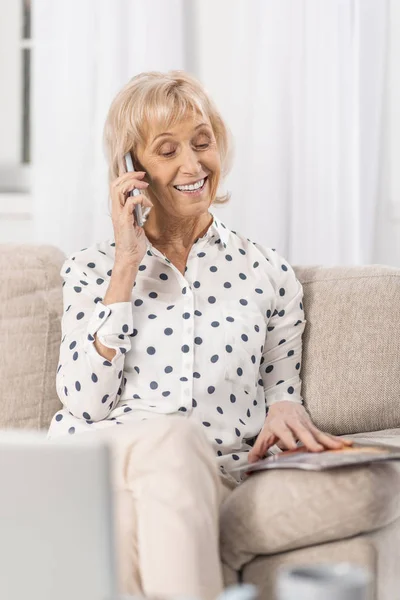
[{"left": 47, "top": 212, "right": 306, "bottom": 482}]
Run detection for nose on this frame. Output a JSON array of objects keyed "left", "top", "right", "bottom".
[{"left": 179, "top": 146, "right": 202, "bottom": 176}]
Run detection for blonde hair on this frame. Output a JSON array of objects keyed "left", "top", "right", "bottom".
[{"left": 103, "top": 70, "right": 233, "bottom": 205}]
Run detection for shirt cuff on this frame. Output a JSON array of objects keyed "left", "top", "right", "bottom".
[
  {"left": 84, "top": 301, "right": 134, "bottom": 352},
  {"left": 265, "top": 393, "right": 304, "bottom": 407}
]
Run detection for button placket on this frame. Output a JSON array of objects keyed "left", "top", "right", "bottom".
[
  {"left": 139, "top": 247, "right": 194, "bottom": 410},
  {"left": 145, "top": 240, "right": 201, "bottom": 412},
  {"left": 180, "top": 287, "right": 195, "bottom": 410}
]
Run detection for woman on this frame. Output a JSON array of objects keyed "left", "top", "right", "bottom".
[{"left": 47, "top": 71, "right": 351, "bottom": 600}]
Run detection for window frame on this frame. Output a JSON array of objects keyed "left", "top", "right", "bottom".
[{"left": 0, "top": 0, "right": 32, "bottom": 197}]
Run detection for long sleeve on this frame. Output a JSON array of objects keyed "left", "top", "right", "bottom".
[
  {"left": 56, "top": 255, "right": 134, "bottom": 422},
  {"left": 254, "top": 244, "right": 307, "bottom": 407}
]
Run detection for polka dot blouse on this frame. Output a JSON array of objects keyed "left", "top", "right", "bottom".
[{"left": 47, "top": 212, "right": 306, "bottom": 482}]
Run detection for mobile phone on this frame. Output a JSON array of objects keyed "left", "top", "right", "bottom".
[{"left": 124, "top": 152, "right": 144, "bottom": 227}]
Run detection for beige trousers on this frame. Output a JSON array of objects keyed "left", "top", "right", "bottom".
[{"left": 81, "top": 416, "right": 239, "bottom": 600}]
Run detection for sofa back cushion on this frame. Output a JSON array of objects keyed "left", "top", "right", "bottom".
[
  {"left": 0, "top": 245, "right": 65, "bottom": 431},
  {"left": 1, "top": 246, "right": 399, "bottom": 435},
  {"left": 294, "top": 263, "right": 400, "bottom": 434}
]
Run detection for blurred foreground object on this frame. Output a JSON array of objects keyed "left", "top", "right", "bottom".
[
  {"left": 117, "top": 583, "right": 259, "bottom": 599},
  {"left": 277, "top": 563, "right": 371, "bottom": 600}
]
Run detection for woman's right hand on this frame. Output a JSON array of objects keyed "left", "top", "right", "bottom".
[{"left": 110, "top": 171, "right": 153, "bottom": 267}]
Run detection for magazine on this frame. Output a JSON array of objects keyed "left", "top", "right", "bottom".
[{"left": 228, "top": 441, "right": 400, "bottom": 477}]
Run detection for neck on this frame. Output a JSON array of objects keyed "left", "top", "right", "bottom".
[{"left": 143, "top": 210, "right": 213, "bottom": 254}]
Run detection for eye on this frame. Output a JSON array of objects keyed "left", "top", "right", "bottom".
[
  {"left": 161, "top": 150, "right": 175, "bottom": 157},
  {"left": 196, "top": 144, "right": 209, "bottom": 150}
]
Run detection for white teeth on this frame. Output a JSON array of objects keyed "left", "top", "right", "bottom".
[{"left": 175, "top": 178, "right": 205, "bottom": 191}]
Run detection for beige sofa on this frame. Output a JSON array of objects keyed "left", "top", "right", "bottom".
[{"left": 1, "top": 244, "right": 400, "bottom": 600}]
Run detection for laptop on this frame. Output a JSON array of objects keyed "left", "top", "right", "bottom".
[
  {"left": 0, "top": 430, "right": 259, "bottom": 600},
  {"left": 0, "top": 429, "right": 121, "bottom": 600}
]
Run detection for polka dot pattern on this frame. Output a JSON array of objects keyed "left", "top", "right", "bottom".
[{"left": 48, "top": 213, "right": 306, "bottom": 482}]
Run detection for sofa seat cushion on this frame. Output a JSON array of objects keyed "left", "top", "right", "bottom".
[
  {"left": 241, "top": 535, "right": 375, "bottom": 600},
  {"left": 345, "top": 428, "right": 400, "bottom": 446},
  {"left": 220, "top": 448, "right": 400, "bottom": 571}
]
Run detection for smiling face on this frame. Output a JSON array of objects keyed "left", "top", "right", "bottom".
[{"left": 135, "top": 115, "right": 221, "bottom": 220}]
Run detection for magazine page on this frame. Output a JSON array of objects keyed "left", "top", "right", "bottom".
[{"left": 228, "top": 441, "right": 400, "bottom": 476}]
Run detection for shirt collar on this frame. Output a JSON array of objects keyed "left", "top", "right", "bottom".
[{"left": 195, "top": 212, "right": 230, "bottom": 249}]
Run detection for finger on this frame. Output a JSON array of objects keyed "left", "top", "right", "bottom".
[
  {"left": 314, "top": 430, "right": 352, "bottom": 450},
  {"left": 248, "top": 448, "right": 267, "bottom": 464},
  {"left": 248, "top": 438, "right": 267, "bottom": 464},
  {"left": 112, "top": 194, "right": 145, "bottom": 224},
  {"left": 324, "top": 433, "right": 353, "bottom": 446},
  {"left": 118, "top": 184, "right": 148, "bottom": 206},
  {"left": 120, "top": 180, "right": 150, "bottom": 195},
  {"left": 125, "top": 194, "right": 154, "bottom": 208},
  {"left": 271, "top": 424, "right": 297, "bottom": 451},
  {"left": 306, "top": 424, "right": 349, "bottom": 449},
  {"left": 111, "top": 173, "right": 147, "bottom": 196},
  {"left": 111, "top": 172, "right": 146, "bottom": 194},
  {"left": 341, "top": 437, "right": 354, "bottom": 445},
  {"left": 276, "top": 437, "right": 300, "bottom": 450},
  {"left": 287, "top": 421, "right": 323, "bottom": 452},
  {"left": 123, "top": 195, "right": 152, "bottom": 218},
  {"left": 111, "top": 187, "right": 150, "bottom": 216},
  {"left": 248, "top": 431, "right": 276, "bottom": 463},
  {"left": 120, "top": 171, "right": 146, "bottom": 181}
]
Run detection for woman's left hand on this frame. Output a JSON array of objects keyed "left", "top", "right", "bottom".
[{"left": 248, "top": 401, "right": 353, "bottom": 463}]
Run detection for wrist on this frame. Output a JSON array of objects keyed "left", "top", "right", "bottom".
[
  {"left": 112, "top": 259, "right": 140, "bottom": 278},
  {"left": 103, "top": 261, "right": 139, "bottom": 305}
]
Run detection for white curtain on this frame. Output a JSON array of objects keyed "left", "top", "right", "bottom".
[
  {"left": 204, "top": 0, "right": 388, "bottom": 266},
  {"left": 32, "top": 0, "right": 190, "bottom": 256},
  {"left": 32, "top": 0, "right": 389, "bottom": 266}
]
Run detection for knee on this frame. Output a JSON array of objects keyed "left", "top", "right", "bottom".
[
  {"left": 133, "top": 416, "right": 215, "bottom": 470},
  {"left": 154, "top": 416, "right": 211, "bottom": 455}
]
